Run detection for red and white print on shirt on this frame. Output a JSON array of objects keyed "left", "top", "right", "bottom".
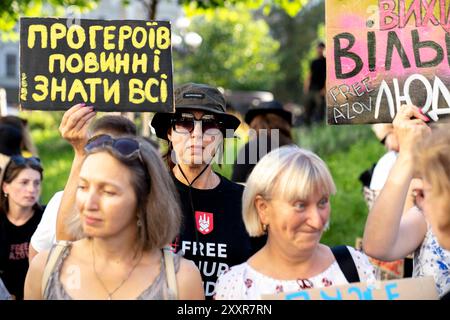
[
  {"left": 195, "top": 211, "right": 214, "bottom": 235},
  {"left": 169, "top": 236, "right": 180, "bottom": 253},
  {"left": 322, "top": 277, "right": 333, "bottom": 287}
]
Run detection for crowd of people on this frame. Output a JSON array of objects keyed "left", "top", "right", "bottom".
[{"left": 0, "top": 81, "right": 449, "bottom": 301}]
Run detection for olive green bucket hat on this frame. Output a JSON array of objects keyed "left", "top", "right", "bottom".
[{"left": 151, "top": 83, "right": 241, "bottom": 140}]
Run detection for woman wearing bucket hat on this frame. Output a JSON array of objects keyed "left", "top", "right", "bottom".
[
  {"left": 232, "top": 100, "right": 294, "bottom": 183},
  {"left": 151, "top": 83, "right": 260, "bottom": 299}
]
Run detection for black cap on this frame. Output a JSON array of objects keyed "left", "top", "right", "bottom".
[
  {"left": 245, "top": 100, "right": 292, "bottom": 125},
  {"left": 0, "top": 124, "right": 22, "bottom": 156}
]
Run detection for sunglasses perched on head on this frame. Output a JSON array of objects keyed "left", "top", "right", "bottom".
[
  {"left": 171, "top": 113, "right": 223, "bottom": 135},
  {"left": 9, "top": 155, "right": 41, "bottom": 167},
  {"left": 85, "top": 134, "right": 152, "bottom": 191},
  {"left": 85, "top": 134, "right": 141, "bottom": 161}
]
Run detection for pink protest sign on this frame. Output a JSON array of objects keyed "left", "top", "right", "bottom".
[{"left": 326, "top": 0, "right": 450, "bottom": 124}]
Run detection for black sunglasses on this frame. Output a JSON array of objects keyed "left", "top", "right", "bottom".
[
  {"left": 85, "top": 134, "right": 141, "bottom": 161},
  {"left": 9, "top": 155, "right": 41, "bottom": 167},
  {"left": 171, "top": 114, "right": 223, "bottom": 135}
]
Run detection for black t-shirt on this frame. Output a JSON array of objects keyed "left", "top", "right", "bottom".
[
  {"left": 231, "top": 141, "right": 256, "bottom": 184},
  {"left": 171, "top": 173, "right": 264, "bottom": 298},
  {"left": 0, "top": 207, "right": 43, "bottom": 300},
  {"left": 309, "top": 56, "right": 326, "bottom": 91}
]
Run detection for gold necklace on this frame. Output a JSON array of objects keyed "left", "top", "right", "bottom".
[{"left": 91, "top": 241, "right": 143, "bottom": 300}]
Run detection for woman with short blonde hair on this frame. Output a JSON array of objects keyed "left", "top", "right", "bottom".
[
  {"left": 243, "top": 146, "right": 335, "bottom": 236},
  {"left": 216, "top": 146, "right": 375, "bottom": 300}
]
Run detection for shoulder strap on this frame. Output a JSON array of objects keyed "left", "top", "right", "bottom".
[
  {"left": 41, "top": 240, "right": 70, "bottom": 298},
  {"left": 441, "top": 290, "right": 450, "bottom": 301},
  {"left": 331, "top": 245, "right": 360, "bottom": 283},
  {"left": 163, "top": 246, "right": 178, "bottom": 300}
]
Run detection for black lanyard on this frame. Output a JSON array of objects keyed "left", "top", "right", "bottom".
[{"left": 177, "top": 164, "right": 212, "bottom": 245}]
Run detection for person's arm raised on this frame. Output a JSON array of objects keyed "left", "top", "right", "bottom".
[
  {"left": 363, "top": 104, "right": 430, "bottom": 261},
  {"left": 56, "top": 104, "right": 96, "bottom": 241}
]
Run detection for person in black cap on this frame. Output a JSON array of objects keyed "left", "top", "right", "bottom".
[
  {"left": 151, "top": 82, "right": 258, "bottom": 299},
  {"left": 0, "top": 124, "right": 23, "bottom": 178},
  {"left": 0, "top": 116, "right": 38, "bottom": 157},
  {"left": 0, "top": 124, "right": 23, "bottom": 157},
  {"left": 232, "top": 100, "right": 293, "bottom": 183}
]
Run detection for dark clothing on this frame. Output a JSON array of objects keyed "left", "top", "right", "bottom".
[
  {"left": 171, "top": 173, "right": 263, "bottom": 298},
  {"left": 232, "top": 134, "right": 293, "bottom": 183},
  {"left": 304, "top": 91, "right": 326, "bottom": 124},
  {"left": 309, "top": 56, "right": 326, "bottom": 91},
  {"left": 231, "top": 141, "right": 257, "bottom": 183},
  {"left": 305, "top": 56, "right": 326, "bottom": 124},
  {"left": 0, "top": 207, "right": 43, "bottom": 300}
]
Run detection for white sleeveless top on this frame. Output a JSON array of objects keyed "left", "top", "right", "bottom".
[{"left": 214, "top": 246, "right": 375, "bottom": 300}]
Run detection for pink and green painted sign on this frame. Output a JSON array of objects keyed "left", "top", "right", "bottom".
[{"left": 326, "top": 0, "right": 450, "bottom": 124}]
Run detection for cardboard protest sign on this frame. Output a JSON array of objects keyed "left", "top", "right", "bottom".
[
  {"left": 262, "top": 276, "right": 438, "bottom": 300},
  {"left": 326, "top": 0, "right": 450, "bottom": 124},
  {"left": 19, "top": 17, "right": 173, "bottom": 112}
]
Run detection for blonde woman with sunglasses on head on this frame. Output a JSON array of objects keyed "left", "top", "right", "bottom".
[{"left": 24, "top": 137, "right": 203, "bottom": 300}]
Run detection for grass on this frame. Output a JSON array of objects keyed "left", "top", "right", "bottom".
[
  {"left": 33, "top": 129, "right": 73, "bottom": 204},
  {"left": 25, "top": 111, "right": 385, "bottom": 246},
  {"left": 322, "top": 138, "right": 385, "bottom": 246}
]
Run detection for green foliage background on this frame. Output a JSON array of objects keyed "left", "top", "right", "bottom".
[
  {"left": 0, "top": 0, "right": 99, "bottom": 40},
  {"left": 173, "top": 5, "right": 280, "bottom": 91}
]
